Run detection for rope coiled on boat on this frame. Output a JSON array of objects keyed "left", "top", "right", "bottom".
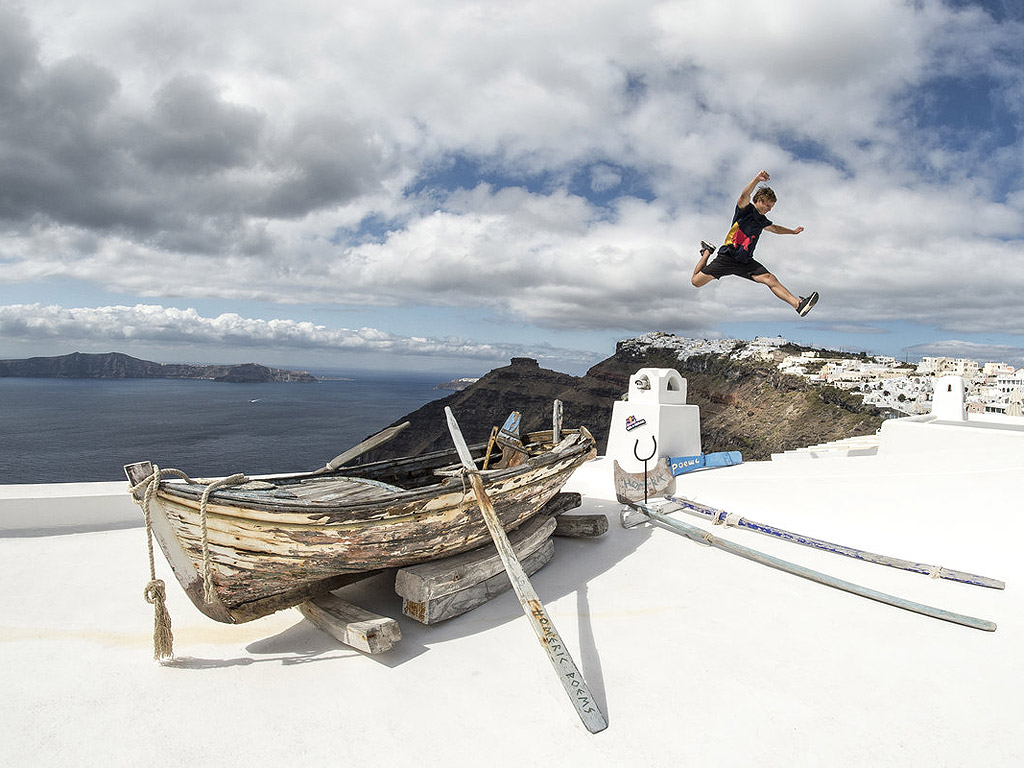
[{"left": 197, "top": 473, "right": 249, "bottom": 603}]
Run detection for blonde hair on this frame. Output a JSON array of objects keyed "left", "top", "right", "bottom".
[{"left": 753, "top": 186, "right": 776, "bottom": 204}]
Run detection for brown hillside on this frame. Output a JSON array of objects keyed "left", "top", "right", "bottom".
[
  {"left": 593, "top": 344, "right": 883, "bottom": 458},
  {"left": 358, "top": 339, "right": 884, "bottom": 464}
]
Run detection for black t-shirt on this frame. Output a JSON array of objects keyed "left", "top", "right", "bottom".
[{"left": 719, "top": 204, "right": 771, "bottom": 262}]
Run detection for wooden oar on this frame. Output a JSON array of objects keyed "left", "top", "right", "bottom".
[
  {"left": 445, "top": 407, "right": 608, "bottom": 733},
  {"left": 666, "top": 495, "right": 1005, "bottom": 590},
  {"left": 611, "top": 460, "right": 1004, "bottom": 590},
  {"left": 622, "top": 500, "right": 996, "bottom": 632},
  {"left": 314, "top": 421, "right": 411, "bottom": 474}
]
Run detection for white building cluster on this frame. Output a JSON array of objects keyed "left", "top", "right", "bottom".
[
  {"left": 786, "top": 352, "right": 1024, "bottom": 416},
  {"left": 617, "top": 332, "right": 742, "bottom": 360},
  {"left": 622, "top": 333, "right": 1024, "bottom": 417}
]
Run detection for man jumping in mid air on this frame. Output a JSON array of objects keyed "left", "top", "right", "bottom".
[{"left": 692, "top": 170, "right": 818, "bottom": 316}]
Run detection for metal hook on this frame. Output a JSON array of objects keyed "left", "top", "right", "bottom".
[
  {"left": 633, "top": 436, "right": 657, "bottom": 504},
  {"left": 633, "top": 436, "right": 657, "bottom": 463}
]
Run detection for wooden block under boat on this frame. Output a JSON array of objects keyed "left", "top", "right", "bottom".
[
  {"left": 298, "top": 593, "right": 401, "bottom": 654},
  {"left": 402, "top": 539, "right": 555, "bottom": 625},
  {"left": 553, "top": 513, "right": 609, "bottom": 538},
  {"left": 535, "top": 491, "right": 607, "bottom": 537},
  {"left": 537, "top": 491, "right": 582, "bottom": 517},
  {"left": 394, "top": 514, "right": 556, "bottom": 603}
]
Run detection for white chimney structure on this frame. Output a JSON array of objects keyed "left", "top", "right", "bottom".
[
  {"left": 931, "top": 375, "right": 968, "bottom": 422},
  {"left": 605, "top": 368, "right": 702, "bottom": 472}
]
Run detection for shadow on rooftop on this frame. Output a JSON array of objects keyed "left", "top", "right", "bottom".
[{"left": 192, "top": 495, "right": 656, "bottom": 719}]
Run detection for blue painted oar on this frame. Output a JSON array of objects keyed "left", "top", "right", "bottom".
[
  {"left": 668, "top": 451, "right": 742, "bottom": 475},
  {"left": 667, "top": 495, "right": 1005, "bottom": 591},
  {"left": 622, "top": 501, "right": 997, "bottom": 632}
]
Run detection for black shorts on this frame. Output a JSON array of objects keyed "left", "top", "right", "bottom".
[{"left": 701, "top": 251, "right": 769, "bottom": 281}]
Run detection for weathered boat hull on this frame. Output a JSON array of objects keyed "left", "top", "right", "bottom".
[{"left": 127, "top": 428, "right": 595, "bottom": 624}]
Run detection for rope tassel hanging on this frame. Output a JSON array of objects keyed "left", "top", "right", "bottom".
[
  {"left": 144, "top": 579, "right": 173, "bottom": 660},
  {"left": 131, "top": 465, "right": 176, "bottom": 661}
]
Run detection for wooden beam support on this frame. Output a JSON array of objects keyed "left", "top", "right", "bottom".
[
  {"left": 402, "top": 540, "right": 555, "bottom": 625},
  {"left": 395, "top": 515, "right": 556, "bottom": 603},
  {"left": 298, "top": 593, "right": 401, "bottom": 654},
  {"left": 538, "top": 491, "right": 582, "bottom": 517},
  {"left": 553, "top": 514, "right": 608, "bottom": 538}
]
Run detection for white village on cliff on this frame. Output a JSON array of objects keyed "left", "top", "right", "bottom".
[{"left": 624, "top": 332, "right": 1024, "bottom": 417}]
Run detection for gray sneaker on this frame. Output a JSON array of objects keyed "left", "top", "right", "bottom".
[{"left": 797, "top": 292, "right": 819, "bottom": 317}]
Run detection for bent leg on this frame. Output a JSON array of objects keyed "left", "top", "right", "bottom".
[
  {"left": 692, "top": 270, "right": 715, "bottom": 287},
  {"left": 691, "top": 243, "right": 716, "bottom": 287},
  {"left": 751, "top": 272, "right": 800, "bottom": 309}
]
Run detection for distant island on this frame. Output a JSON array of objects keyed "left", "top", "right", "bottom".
[{"left": 0, "top": 352, "right": 318, "bottom": 383}]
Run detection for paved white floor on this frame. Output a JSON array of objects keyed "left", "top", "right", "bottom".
[{"left": 1, "top": 446, "right": 1021, "bottom": 767}]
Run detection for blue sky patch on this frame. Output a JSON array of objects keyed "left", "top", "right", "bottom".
[{"left": 407, "top": 152, "right": 655, "bottom": 211}]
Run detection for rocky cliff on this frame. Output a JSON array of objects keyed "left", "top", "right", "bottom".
[
  {"left": 0, "top": 352, "right": 317, "bottom": 383},
  {"left": 360, "top": 342, "right": 885, "bottom": 463}
]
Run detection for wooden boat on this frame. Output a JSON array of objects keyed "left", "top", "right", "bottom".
[{"left": 125, "top": 416, "right": 596, "bottom": 624}]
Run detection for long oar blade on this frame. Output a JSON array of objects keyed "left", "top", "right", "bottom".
[
  {"left": 317, "top": 421, "right": 411, "bottom": 473},
  {"left": 447, "top": 411, "right": 477, "bottom": 469},
  {"left": 444, "top": 407, "right": 608, "bottom": 733}
]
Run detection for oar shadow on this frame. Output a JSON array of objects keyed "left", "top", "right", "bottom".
[{"left": 244, "top": 494, "right": 651, "bottom": 701}]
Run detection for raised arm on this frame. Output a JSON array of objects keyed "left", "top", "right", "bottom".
[
  {"left": 738, "top": 170, "right": 771, "bottom": 208},
  {"left": 765, "top": 224, "right": 804, "bottom": 235}
]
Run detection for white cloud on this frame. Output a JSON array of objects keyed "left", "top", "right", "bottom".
[
  {"left": 0, "top": 0, "right": 1022, "bottom": 358},
  {"left": 907, "top": 339, "right": 1024, "bottom": 368},
  {"left": 0, "top": 303, "right": 602, "bottom": 366}
]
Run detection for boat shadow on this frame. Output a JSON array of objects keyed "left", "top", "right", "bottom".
[
  {"left": 236, "top": 495, "right": 651, "bottom": 713},
  {"left": 165, "top": 626, "right": 376, "bottom": 670}
]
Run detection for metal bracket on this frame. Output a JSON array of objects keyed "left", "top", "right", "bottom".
[{"left": 620, "top": 506, "right": 648, "bottom": 529}]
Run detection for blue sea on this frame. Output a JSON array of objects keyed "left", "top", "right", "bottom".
[{"left": 0, "top": 371, "right": 457, "bottom": 485}]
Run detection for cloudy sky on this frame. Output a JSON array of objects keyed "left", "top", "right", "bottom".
[{"left": 1, "top": 0, "right": 1022, "bottom": 375}]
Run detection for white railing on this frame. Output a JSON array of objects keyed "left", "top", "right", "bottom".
[{"left": 0, "top": 481, "right": 139, "bottom": 535}]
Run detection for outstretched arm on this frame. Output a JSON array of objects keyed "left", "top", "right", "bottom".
[
  {"left": 765, "top": 224, "right": 804, "bottom": 235},
  {"left": 737, "top": 170, "right": 771, "bottom": 208}
]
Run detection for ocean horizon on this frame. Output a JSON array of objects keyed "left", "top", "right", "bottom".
[{"left": 0, "top": 369, "right": 462, "bottom": 485}]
